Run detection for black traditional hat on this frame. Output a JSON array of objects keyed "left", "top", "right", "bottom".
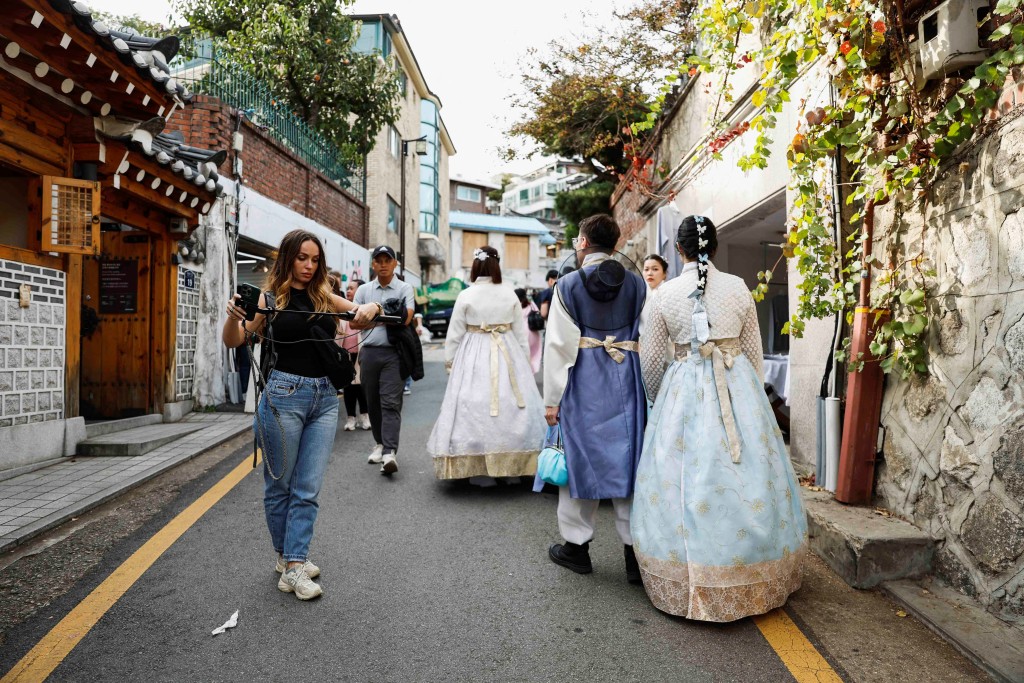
[
  {"left": 578, "top": 258, "right": 626, "bottom": 302},
  {"left": 555, "top": 249, "right": 646, "bottom": 332}
]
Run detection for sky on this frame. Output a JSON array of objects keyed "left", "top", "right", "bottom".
[{"left": 82, "top": 0, "right": 626, "bottom": 183}]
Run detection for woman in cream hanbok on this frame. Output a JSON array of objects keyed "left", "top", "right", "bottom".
[
  {"left": 428, "top": 246, "right": 546, "bottom": 481},
  {"left": 632, "top": 215, "right": 807, "bottom": 622}
]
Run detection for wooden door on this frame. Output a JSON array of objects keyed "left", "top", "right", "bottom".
[{"left": 80, "top": 231, "right": 152, "bottom": 419}]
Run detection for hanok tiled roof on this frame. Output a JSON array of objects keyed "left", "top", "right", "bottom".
[
  {"left": 95, "top": 116, "right": 226, "bottom": 198},
  {"left": 50, "top": 0, "right": 192, "bottom": 103}
]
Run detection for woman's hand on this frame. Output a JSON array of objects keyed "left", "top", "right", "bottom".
[
  {"left": 351, "top": 302, "right": 380, "bottom": 327},
  {"left": 545, "top": 406, "right": 560, "bottom": 427},
  {"left": 226, "top": 294, "right": 247, "bottom": 323}
]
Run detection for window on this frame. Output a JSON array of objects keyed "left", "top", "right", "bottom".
[
  {"left": 461, "top": 231, "right": 488, "bottom": 267},
  {"left": 546, "top": 183, "right": 558, "bottom": 195},
  {"left": 398, "top": 68, "right": 408, "bottom": 98},
  {"left": 519, "top": 189, "right": 529, "bottom": 203},
  {"left": 505, "top": 235, "right": 529, "bottom": 270},
  {"left": 387, "top": 195, "right": 400, "bottom": 233},
  {"left": 457, "top": 185, "right": 482, "bottom": 203},
  {"left": 388, "top": 126, "right": 401, "bottom": 159},
  {"left": 531, "top": 185, "right": 542, "bottom": 199}
]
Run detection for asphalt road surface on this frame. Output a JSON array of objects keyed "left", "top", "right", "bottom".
[{"left": 0, "top": 350, "right": 985, "bottom": 682}]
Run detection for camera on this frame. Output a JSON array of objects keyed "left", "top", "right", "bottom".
[{"left": 236, "top": 283, "right": 262, "bottom": 321}]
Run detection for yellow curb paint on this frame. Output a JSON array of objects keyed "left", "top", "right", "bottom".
[
  {"left": 753, "top": 609, "right": 844, "bottom": 683},
  {"left": 2, "top": 453, "right": 260, "bottom": 683}
]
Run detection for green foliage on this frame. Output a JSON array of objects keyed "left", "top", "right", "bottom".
[
  {"left": 670, "top": 0, "right": 1024, "bottom": 378},
  {"left": 487, "top": 174, "right": 515, "bottom": 203},
  {"left": 508, "top": 0, "right": 697, "bottom": 179},
  {"left": 92, "top": 11, "right": 173, "bottom": 38},
  {"left": 554, "top": 181, "right": 616, "bottom": 245},
  {"left": 172, "top": 0, "right": 401, "bottom": 165}
]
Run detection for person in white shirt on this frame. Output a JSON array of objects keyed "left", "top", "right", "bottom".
[{"left": 427, "top": 246, "right": 546, "bottom": 485}]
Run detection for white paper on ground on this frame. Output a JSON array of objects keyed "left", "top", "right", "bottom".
[{"left": 211, "top": 610, "right": 239, "bottom": 636}]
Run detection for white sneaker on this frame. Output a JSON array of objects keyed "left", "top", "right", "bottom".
[
  {"left": 357, "top": 414, "right": 371, "bottom": 430},
  {"left": 344, "top": 416, "right": 356, "bottom": 431},
  {"left": 275, "top": 556, "right": 320, "bottom": 579},
  {"left": 381, "top": 452, "right": 398, "bottom": 475},
  {"left": 368, "top": 444, "right": 384, "bottom": 464},
  {"left": 403, "top": 387, "right": 412, "bottom": 396},
  {"left": 278, "top": 566, "right": 322, "bottom": 600}
]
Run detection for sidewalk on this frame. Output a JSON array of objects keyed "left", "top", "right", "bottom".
[{"left": 0, "top": 412, "right": 251, "bottom": 554}]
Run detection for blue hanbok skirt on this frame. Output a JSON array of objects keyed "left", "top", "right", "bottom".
[{"left": 631, "top": 351, "right": 807, "bottom": 622}]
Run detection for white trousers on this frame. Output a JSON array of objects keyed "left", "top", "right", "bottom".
[{"left": 557, "top": 486, "right": 633, "bottom": 545}]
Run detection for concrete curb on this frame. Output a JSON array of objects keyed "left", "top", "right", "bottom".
[{"left": 0, "top": 421, "right": 250, "bottom": 555}]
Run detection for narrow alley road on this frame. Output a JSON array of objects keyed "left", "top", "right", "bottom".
[{"left": 0, "top": 351, "right": 985, "bottom": 682}]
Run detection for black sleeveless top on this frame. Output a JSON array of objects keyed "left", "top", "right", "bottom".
[{"left": 269, "top": 288, "right": 337, "bottom": 378}]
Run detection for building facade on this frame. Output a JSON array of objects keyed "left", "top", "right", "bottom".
[
  {"left": 450, "top": 175, "right": 499, "bottom": 215},
  {"left": 355, "top": 14, "right": 456, "bottom": 287},
  {"left": 0, "top": 1, "right": 223, "bottom": 473},
  {"left": 448, "top": 211, "right": 555, "bottom": 290}
]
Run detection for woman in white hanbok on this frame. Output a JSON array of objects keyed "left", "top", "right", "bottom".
[
  {"left": 632, "top": 215, "right": 807, "bottom": 622},
  {"left": 428, "top": 246, "right": 546, "bottom": 480}
]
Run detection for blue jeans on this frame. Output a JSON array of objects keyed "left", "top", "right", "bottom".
[{"left": 255, "top": 370, "right": 338, "bottom": 563}]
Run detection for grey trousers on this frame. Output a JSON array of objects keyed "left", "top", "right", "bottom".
[{"left": 359, "top": 346, "right": 405, "bottom": 453}]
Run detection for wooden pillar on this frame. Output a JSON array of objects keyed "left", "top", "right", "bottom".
[
  {"left": 150, "top": 234, "right": 176, "bottom": 414},
  {"left": 64, "top": 254, "right": 82, "bottom": 418}
]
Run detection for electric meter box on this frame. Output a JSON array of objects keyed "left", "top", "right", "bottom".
[{"left": 918, "top": 0, "right": 990, "bottom": 80}]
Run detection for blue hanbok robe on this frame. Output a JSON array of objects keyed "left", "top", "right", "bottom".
[{"left": 542, "top": 254, "right": 647, "bottom": 500}]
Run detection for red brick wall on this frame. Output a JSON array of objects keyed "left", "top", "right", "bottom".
[
  {"left": 167, "top": 95, "right": 368, "bottom": 246},
  {"left": 611, "top": 182, "right": 648, "bottom": 248}
]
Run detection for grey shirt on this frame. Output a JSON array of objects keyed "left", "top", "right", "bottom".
[{"left": 354, "top": 278, "right": 416, "bottom": 347}]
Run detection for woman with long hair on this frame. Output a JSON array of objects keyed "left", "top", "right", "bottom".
[
  {"left": 339, "top": 278, "right": 370, "bottom": 431},
  {"left": 428, "top": 246, "right": 546, "bottom": 484},
  {"left": 223, "top": 229, "right": 380, "bottom": 601},
  {"left": 631, "top": 215, "right": 806, "bottom": 621},
  {"left": 515, "top": 287, "right": 542, "bottom": 374}
]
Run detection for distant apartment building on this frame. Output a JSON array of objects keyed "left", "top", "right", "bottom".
[
  {"left": 355, "top": 14, "right": 456, "bottom": 285},
  {"left": 450, "top": 175, "right": 499, "bottom": 214},
  {"left": 500, "top": 160, "right": 591, "bottom": 227}
]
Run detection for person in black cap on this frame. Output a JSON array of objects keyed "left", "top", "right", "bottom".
[
  {"left": 541, "top": 214, "right": 647, "bottom": 583},
  {"left": 350, "top": 245, "right": 415, "bottom": 475},
  {"left": 535, "top": 269, "right": 559, "bottom": 321}
]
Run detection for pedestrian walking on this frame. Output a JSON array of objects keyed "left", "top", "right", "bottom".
[
  {"left": 222, "top": 229, "right": 381, "bottom": 601},
  {"left": 536, "top": 269, "right": 559, "bottom": 320},
  {"left": 352, "top": 246, "right": 415, "bottom": 475},
  {"left": 340, "top": 278, "right": 370, "bottom": 431},
  {"left": 542, "top": 215, "right": 647, "bottom": 581},
  {"left": 632, "top": 215, "right": 807, "bottom": 621},
  {"left": 428, "top": 247, "right": 546, "bottom": 484},
  {"left": 515, "top": 287, "right": 543, "bottom": 374}
]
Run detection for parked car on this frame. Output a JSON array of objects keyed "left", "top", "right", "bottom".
[{"left": 423, "top": 307, "right": 453, "bottom": 338}]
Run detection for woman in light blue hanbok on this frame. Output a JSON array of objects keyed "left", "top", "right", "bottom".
[{"left": 632, "top": 215, "right": 806, "bottom": 622}]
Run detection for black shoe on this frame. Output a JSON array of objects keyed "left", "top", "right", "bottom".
[
  {"left": 548, "top": 541, "right": 593, "bottom": 574},
  {"left": 624, "top": 544, "right": 642, "bottom": 584}
]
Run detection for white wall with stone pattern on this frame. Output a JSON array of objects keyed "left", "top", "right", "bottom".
[
  {"left": 0, "top": 260, "right": 65, "bottom": 427},
  {"left": 175, "top": 267, "right": 201, "bottom": 402},
  {"left": 874, "top": 113, "right": 1024, "bottom": 620}
]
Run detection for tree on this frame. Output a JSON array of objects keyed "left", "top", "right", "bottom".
[
  {"left": 172, "top": 0, "right": 401, "bottom": 165},
  {"left": 487, "top": 174, "right": 515, "bottom": 203},
  {"left": 91, "top": 11, "right": 172, "bottom": 38},
  {"left": 554, "top": 181, "right": 616, "bottom": 245},
  {"left": 507, "top": 0, "right": 697, "bottom": 181}
]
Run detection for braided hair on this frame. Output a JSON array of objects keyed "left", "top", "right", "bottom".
[{"left": 676, "top": 215, "right": 718, "bottom": 296}]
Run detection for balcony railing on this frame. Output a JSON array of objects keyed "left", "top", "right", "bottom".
[{"left": 174, "top": 49, "right": 365, "bottom": 203}]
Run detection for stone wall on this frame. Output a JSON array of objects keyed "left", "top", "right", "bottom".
[
  {"left": 174, "top": 267, "right": 201, "bottom": 402},
  {"left": 0, "top": 259, "right": 65, "bottom": 427},
  {"left": 876, "top": 108, "right": 1024, "bottom": 620}
]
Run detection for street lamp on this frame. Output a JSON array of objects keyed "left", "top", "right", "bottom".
[{"left": 399, "top": 135, "right": 429, "bottom": 277}]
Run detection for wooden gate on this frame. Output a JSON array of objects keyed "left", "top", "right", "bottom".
[{"left": 80, "top": 230, "right": 152, "bottom": 419}]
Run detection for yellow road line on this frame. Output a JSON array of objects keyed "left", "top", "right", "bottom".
[
  {"left": 2, "top": 453, "right": 260, "bottom": 683},
  {"left": 753, "top": 609, "right": 844, "bottom": 682}
]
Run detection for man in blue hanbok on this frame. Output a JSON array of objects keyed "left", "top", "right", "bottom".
[{"left": 543, "top": 214, "right": 647, "bottom": 582}]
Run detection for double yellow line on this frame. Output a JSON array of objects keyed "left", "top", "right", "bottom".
[{"left": 2, "top": 451, "right": 842, "bottom": 682}]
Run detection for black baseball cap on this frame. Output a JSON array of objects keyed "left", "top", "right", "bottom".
[{"left": 371, "top": 245, "right": 397, "bottom": 260}]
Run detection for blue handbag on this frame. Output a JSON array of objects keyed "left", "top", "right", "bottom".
[{"left": 536, "top": 425, "right": 568, "bottom": 487}]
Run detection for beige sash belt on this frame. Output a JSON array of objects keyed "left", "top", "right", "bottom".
[
  {"left": 468, "top": 323, "right": 525, "bottom": 417},
  {"left": 579, "top": 335, "right": 639, "bottom": 363},
  {"left": 685, "top": 337, "right": 744, "bottom": 464}
]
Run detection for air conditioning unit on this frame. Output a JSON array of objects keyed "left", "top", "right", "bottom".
[
  {"left": 169, "top": 217, "right": 189, "bottom": 234},
  {"left": 918, "top": 0, "right": 990, "bottom": 80}
]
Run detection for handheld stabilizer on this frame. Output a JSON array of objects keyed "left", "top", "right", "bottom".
[{"left": 234, "top": 283, "right": 403, "bottom": 325}]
